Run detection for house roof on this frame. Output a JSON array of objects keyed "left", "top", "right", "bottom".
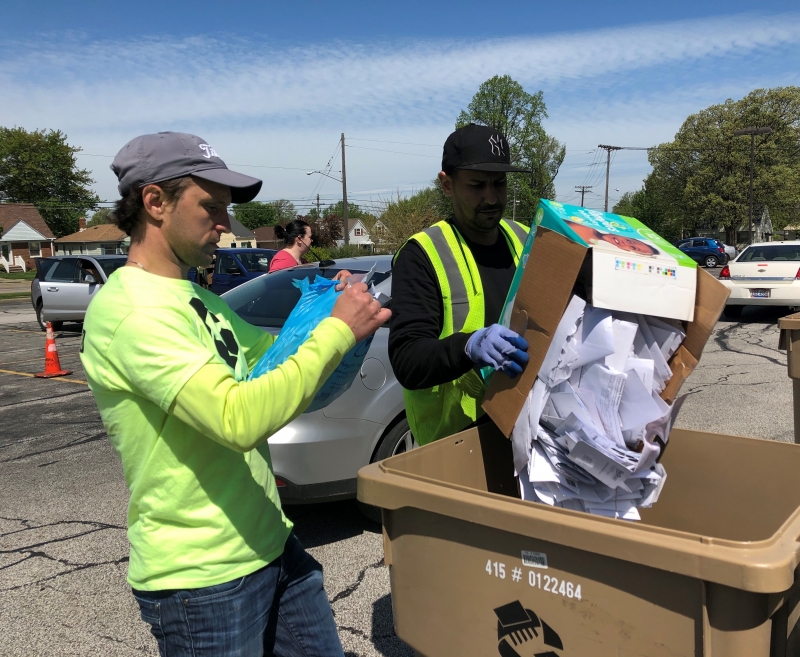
[
  {"left": 55, "top": 223, "right": 128, "bottom": 243},
  {"left": 0, "top": 204, "right": 55, "bottom": 240},
  {"left": 253, "top": 226, "right": 278, "bottom": 242},
  {"left": 229, "top": 216, "right": 256, "bottom": 238}
]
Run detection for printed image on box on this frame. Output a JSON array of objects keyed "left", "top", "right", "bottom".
[{"left": 537, "top": 200, "right": 697, "bottom": 321}]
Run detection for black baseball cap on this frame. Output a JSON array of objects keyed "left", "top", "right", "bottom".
[
  {"left": 442, "top": 124, "right": 529, "bottom": 174},
  {"left": 111, "top": 132, "right": 262, "bottom": 203}
]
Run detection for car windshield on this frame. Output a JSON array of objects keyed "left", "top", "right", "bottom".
[
  {"left": 737, "top": 245, "right": 800, "bottom": 262},
  {"left": 236, "top": 251, "right": 274, "bottom": 273},
  {"left": 225, "top": 266, "right": 391, "bottom": 328},
  {"left": 97, "top": 258, "right": 128, "bottom": 277}
]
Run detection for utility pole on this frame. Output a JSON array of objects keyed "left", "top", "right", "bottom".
[
  {"left": 598, "top": 145, "right": 622, "bottom": 212},
  {"left": 575, "top": 185, "right": 593, "bottom": 206},
  {"left": 734, "top": 126, "right": 773, "bottom": 245},
  {"left": 512, "top": 181, "right": 518, "bottom": 222},
  {"left": 316, "top": 193, "right": 320, "bottom": 217},
  {"left": 341, "top": 133, "right": 349, "bottom": 247}
]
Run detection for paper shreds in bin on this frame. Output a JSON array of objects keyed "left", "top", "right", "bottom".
[{"left": 511, "top": 296, "right": 686, "bottom": 520}]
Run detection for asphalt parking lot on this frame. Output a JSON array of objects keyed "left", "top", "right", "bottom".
[{"left": 0, "top": 284, "right": 795, "bottom": 656}]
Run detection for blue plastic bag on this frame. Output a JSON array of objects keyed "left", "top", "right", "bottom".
[{"left": 249, "top": 276, "right": 373, "bottom": 413}]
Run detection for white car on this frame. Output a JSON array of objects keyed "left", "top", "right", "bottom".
[
  {"left": 719, "top": 241, "right": 800, "bottom": 318},
  {"left": 719, "top": 242, "right": 737, "bottom": 261}
]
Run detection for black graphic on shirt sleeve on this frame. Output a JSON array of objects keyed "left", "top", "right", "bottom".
[{"left": 188, "top": 296, "right": 241, "bottom": 371}]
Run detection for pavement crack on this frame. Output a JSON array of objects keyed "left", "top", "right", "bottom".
[
  {"left": 329, "top": 559, "right": 384, "bottom": 606},
  {"left": 1, "top": 555, "right": 130, "bottom": 592},
  {"left": 0, "top": 387, "right": 92, "bottom": 411},
  {"left": 0, "top": 430, "right": 107, "bottom": 463},
  {"left": 0, "top": 518, "right": 125, "bottom": 544},
  {"left": 337, "top": 625, "right": 396, "bottom": 641}
]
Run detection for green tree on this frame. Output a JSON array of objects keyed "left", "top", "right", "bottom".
[
  {"left": 322, "top": 200, "right": 369, "bottom": 219},
  {"left": 377, "top": 188, "right": 444, "bottom": 253},
  {"left": 0, "top": 127, "right": 99, "bottom": 237},
  {"left": 87, "top": 207, "right": 113, "bottom": 227},
  {"left": 456, "top": 75, "right": 566, "bottom": 224},
  {"left": 232, "top": 199, "right": 296, "bottom": 230},
  {"left": 310, "top": 214, "right": 343, "bottom": 248},
  {"left": 612, "top": 183, "right": 677, "bottom": 241},
  {"left": 271, "top": 199, "right": 297, "bottom": 224},
  {"left": 645, "top": 87, "right": 800, "bottom": 244}
]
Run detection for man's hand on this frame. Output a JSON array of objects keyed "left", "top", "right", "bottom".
[
  {"left": 332, "top": 270, "right": 352, "bottom": 291},
  {"left": 466, "top": 324, "right": 529, "bottom": 378},
  {"left": 331, "top": 282, "right": 391, "bottom": 343}
]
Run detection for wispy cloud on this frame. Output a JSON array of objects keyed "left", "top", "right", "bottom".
[
  {"left": 1, "top": 12, "right": 798, "bottom": 204},
  {"left": 2, "top": 12, "right": 799, "bottom": 130}
]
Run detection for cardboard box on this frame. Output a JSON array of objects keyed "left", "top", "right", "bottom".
[
  {"left": 358, "top": 422, "right": 800, "bottom": 656},
  {"left": 484, "top": 225, "right": 730, "bottom": 437},
  {"left": 502, "top": 201, "right": 699, "bottom": 327}
]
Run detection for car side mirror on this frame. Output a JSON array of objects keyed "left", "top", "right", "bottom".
[
  {"left": 83, "top": 273, "right": 96, "bottom": 284},
  {"left": 226, "top": 266, "right": 241, "bottom": 275}
]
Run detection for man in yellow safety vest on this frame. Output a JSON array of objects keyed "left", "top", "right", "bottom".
[{"left": 389, "top": 124, "right": 531, "bottom": 446}]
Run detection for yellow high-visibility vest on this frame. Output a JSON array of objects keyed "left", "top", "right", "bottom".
[{"left": 398, "top": 219, "right": 528, "bottom": 446}]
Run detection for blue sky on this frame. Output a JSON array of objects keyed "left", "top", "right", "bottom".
[{"left": 1, "top": 1, "right": 799, "bottom": 215}]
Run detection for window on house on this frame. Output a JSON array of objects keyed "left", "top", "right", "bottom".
[
  {"left": 354, "top": 228, "right": 363, "bottom": 236},
  {"left": 29, "top": 242, "right": 41, "bottom": 257},
  {"left": 101, "top": 243, "right": 118, "bottom": 255}
]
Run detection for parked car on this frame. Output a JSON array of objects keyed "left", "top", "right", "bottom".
[
  {"left": 222, "top": 255, "right": 409, "bottom": 520},
  {"left": 674, "top": 238, "right": 728, "bottom": 268},
  {"left": 719, "top": 241, "right": 800, "bottom": 318},
  {"left": 31, "top": 255, "right": 128, "bottom": 330},
  {"left": 208, "top": 248, "right": 277, "bottom": 294},
  {"left": 716, "top": 240, "right": 737, "bottom": 261}
]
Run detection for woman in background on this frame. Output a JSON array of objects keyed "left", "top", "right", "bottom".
[{"left": 268, "top": 220, "right": 312, "bottom": 272}]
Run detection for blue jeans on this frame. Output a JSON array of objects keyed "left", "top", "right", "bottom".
[{"left": 132, "top": 533, "right": 344, "bottom": 657}]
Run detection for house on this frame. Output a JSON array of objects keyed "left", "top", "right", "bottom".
[
  {"left": 336, "top": 218, "right": 377, "bottom": 250},
  {"left": 0, "top": 204, "right": 56, "bottom": 272},
  {"left": 253, "top": 225, "right": 280, "bottom": 249},
  {"left": 54, "top": 221, "right": 130, "bottom": 256},
  {"left": 217, "top": 216, "right": 256, "bottom": 248},
  {"left": 737, "top": 207, "right": 773, "bottom": 245}
]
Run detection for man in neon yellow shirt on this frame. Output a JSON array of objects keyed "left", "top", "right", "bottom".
[{"left": 80, "top": 132, "right": 390, "bottom": 657}]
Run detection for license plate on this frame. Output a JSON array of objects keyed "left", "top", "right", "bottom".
[{"left": 750, "top": 289, "right": 771, "bottom": 298}]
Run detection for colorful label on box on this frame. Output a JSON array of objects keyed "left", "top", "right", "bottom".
[{"left": 500, "top": 200, "right": 698, "bottom": 324}]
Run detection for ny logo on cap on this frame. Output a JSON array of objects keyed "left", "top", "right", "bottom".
[
  {"left": 488, "top": 134, "right": 506, "bottom": 157},
  {"left": 199, "top": 144, "right": 219, "bottom": 159}
]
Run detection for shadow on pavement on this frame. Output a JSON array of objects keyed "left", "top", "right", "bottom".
[
  {"left": 723, "top": 306, "right": 797, "bottom": 325},
  {"left": 285, "top": 499, "right": 380, "bottom": 549}
]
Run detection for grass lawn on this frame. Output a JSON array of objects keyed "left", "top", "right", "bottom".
[
  {"left": 0, "top": 270, "right": 36, "bottom": 280},
  {"left": 0, "top": 292, "right": 31, "bottom": 300}
]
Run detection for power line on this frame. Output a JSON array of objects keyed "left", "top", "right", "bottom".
[{"left": 346, "top": 145, "right": 439, "bottom": 158}]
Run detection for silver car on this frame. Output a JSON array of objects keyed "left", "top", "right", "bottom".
[
  {"left": 222, "top": 255, "right": 412, "bottom": 520},
  {"left": 31, "top": 255, "right": 128, "bottom": 331}
]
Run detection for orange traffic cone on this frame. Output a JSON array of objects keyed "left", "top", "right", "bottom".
[{"left": 35, "top": 322, "right": 72, "bottom": 378}]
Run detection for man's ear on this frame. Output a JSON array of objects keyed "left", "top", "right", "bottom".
[
  {"left": 141, "top": 184, "right": 166, "bottom": 223},
  {"left": 438, "top": 170, "right": 454, "bottom": 198}
]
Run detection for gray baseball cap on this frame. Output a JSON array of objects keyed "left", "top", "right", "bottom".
[{"left": 111, "top": 132, "right": 262, "bottom": 203}]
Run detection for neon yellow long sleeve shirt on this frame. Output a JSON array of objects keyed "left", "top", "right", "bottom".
[{"left": 80, "top": 266, "right": 355, "bottom": 590}]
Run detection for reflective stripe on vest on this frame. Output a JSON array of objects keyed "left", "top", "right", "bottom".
[{"left": 400, "top": 218, "right": 529, "bottom": 445}]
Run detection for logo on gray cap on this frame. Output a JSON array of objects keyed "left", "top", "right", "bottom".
[{"left": 111, "top": 132, "right": 262, "bottom": 204}]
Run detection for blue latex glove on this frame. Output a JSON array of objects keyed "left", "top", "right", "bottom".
[{"left": 465, "top": 324, "right": 529, "bottom": 378}]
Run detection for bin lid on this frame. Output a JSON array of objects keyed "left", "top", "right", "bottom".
[{"left": 779, "top": 312, "right": 800, "bottom": 330}]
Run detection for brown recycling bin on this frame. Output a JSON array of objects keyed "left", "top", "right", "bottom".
[
  {"left": 358, "top": 422, "right": 800, "bottom": 656},
  {"left": 778, "top": 312, "right": 800, "bottom": 445}
]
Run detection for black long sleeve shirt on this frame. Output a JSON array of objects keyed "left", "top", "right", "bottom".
[{"left": 388, "top": 226, "right": 518, "bottom": 390}]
